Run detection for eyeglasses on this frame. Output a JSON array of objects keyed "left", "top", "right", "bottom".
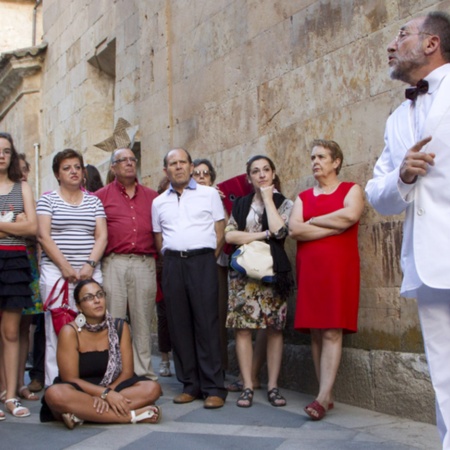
[
  {"left": 79, "top": 290, "right": 106, "bottom": 303},
  {"left": 113, "top": 157, "right": 138, "bottom": 165},
  {"left": 395, "top": 29, "right": 433, "bottom": 43},
  {"left": 193, "top": 169, "right": 210, "bottom": 177}
]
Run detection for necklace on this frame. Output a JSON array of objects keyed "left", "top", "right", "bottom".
[{"left": 316, "top": 182, "right": 340, "bottom": 195}]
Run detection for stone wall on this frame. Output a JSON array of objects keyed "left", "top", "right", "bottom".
[
  {"left": 0, "top": 71, "right": 42, "bottom": 196},
  {"left": 36, "top": 0, "right": 450, "bottom": 422},
  {"left": 0, "top": 0, "right": 42, "bottom": 53}
]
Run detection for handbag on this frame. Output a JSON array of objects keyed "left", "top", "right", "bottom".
[
  {"left": 230, "top": 240, "right": 276, "bottom": 283},
  {"left": 43, "top": 277, "right": 77, "bottom": 336}
]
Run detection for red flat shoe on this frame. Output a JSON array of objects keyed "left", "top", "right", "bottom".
[{"left": 304, "top": 400, "right": 326, "bottom": 421}]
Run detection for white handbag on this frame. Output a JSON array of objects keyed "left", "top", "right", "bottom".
[{"left": 230, "top": 240, "right": 275, "bottom": 282}]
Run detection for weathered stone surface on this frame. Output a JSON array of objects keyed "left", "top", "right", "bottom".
[
  {"left": 372, "top": 350, "right": 434, "bottom": 422},
  {"left": 0, "top": 1, "right": 43, "bottom": 53}
]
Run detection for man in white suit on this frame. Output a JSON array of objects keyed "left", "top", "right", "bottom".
[{"left": 366, "top": 11, "right": 450, "bottom": 448}]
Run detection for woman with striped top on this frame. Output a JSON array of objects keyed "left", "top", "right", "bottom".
[
  {"left": 37, "top": 149, "right": 107, "bottom": 386},
  {"left": 0, "top": 132, "right": 37, "bottom": 419}
]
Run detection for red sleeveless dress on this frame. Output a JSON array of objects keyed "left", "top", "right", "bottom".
[{"left": 294, "top": 182, "right": 360, "bottom": 333}]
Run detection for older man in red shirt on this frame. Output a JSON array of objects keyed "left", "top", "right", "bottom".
[{"left": 95, "top": 147, "right": 158, "bottom": 380}]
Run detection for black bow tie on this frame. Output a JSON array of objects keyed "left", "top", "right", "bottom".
[{"left": 405, "top": 79, "right": 429, "bottom": 101}]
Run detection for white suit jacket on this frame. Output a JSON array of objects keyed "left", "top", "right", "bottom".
[{"left": 366, "top": 66, "right": 450, "bottom": 295}]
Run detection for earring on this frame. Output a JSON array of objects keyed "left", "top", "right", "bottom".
[{"left": 75, "top": 312, "right": 86, "bottom": 331}]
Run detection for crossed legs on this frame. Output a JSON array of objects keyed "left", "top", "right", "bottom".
[{"left": 45, "top": 380, "right": 161, "bottom": 423}]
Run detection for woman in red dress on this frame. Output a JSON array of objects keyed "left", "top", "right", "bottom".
[{"left": 289, "top": 139, "right": 364, "bottom": 421}]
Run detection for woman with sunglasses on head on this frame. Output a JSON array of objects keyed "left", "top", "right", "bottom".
[
  {"left": 224, "top": 155, "right": 293, "bottom": 408},
  {"left": 0, "top": 132, "right": 37, "bottom": 419},
  {"left": 36, "top": 149, "right": 108, "bottom": 387},
  {"left": 42, "top": 278, "right": 161, "bottom": 428}
]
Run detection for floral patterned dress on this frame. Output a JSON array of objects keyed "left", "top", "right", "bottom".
[{"left": 225, "top": 198, "right": 293, "bottom": 331}]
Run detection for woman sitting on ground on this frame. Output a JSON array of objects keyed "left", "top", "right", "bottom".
[{"left": 42, "top": 278, "right": 162, "bottom": 428}]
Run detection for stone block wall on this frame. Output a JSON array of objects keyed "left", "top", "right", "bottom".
[{"left": 0, "top": 0, "right": 43, "bottom": 53}]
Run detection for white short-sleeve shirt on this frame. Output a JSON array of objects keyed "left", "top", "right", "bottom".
[{"left": 152, "top": 179, "right": 224, "bottom": 253}]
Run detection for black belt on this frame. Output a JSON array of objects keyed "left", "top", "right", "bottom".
[{"left": 165, "top": 248, "right": 214, "bottom": 258}]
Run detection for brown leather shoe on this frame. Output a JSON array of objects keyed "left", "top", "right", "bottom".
[
  {"left": 173, "top": 393, "right": 197, "bottom": 404},
  {"left": 27, "top": 379, "right": 44, "bottom": 393},
  {"left": 204, "top": 396, "right": 225, "bottom": 409}
]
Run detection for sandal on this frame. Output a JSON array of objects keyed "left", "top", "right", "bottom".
[
  {"left": 130, "top": 405, "right": 161, "bottom": 424},
  {"left": 236, "top": 388, "right": 254, "bottom": 408},
  {"left": 4, "top": 398, "right": 30, "bottom": 418},
  {"left": 18, "top": 386, "right": 39, "bottom": 401},
  {"left": 304, "top": 400, "right": 326, "bottom": 421},
  {"left": 61, "top": 413, "right": 84, "bottom": 430},
  {"left": 0, "top": 390, "right": 6, "bottom": 403},
  {"left": 159, "top": 361, "right": 172, "bottom": 377},
  {"left": 267, "top": 387, "right": 286, "bottom": 407},
  {"left": 226, "top": 380, "right": 243, "bottom": 392},
  {"left": 0, "top": 408, "right": 5, "bottom": 421}
]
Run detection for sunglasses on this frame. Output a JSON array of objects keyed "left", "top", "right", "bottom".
[{"left": 193, "top": 169, "right": 210, "bottom": 177}]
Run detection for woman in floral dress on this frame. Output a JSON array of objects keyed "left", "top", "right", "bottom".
[{"left": 225, "top": 155, "right": 293, "bottom": 408}]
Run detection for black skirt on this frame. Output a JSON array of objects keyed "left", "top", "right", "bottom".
[{"left": 0, "top": 249, "right": 33, "bottom": 310}]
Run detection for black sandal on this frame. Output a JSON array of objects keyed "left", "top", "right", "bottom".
[
  {"left": 267, "top": 388, "right": 286, "bottom": 407},
  {"left": 236, "top": 388, "right": 254, "bottom": 408}
]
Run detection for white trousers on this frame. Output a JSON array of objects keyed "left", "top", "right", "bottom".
[
  {"left": 417, "top": 285, "right": 450, "bottom": 449},
  {"left": 41, "top": 263, "right": 102, "bottom": 386}
]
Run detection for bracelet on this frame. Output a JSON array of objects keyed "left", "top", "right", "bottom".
[{"left": 100, "top": 387, "right": 111, "bottom": 400}]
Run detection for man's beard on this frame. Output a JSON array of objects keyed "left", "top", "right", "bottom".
[{"left": 389, "top": 44, "right": 426, "bottom": 84}]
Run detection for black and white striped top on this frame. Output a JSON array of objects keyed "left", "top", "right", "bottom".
[
  {"left": 36, "top": 191, "right": 106, "bottom": 267},
  {"left": 0, "top": 182, "right": 26, "bottom": 247}
]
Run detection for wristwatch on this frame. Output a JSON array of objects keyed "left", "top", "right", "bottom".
[
  {"left": 86, "top": 260, "right": 97, "bottom": 268},
  {"left": 100, "top": 387, "right": 111, "bottom": 400}
]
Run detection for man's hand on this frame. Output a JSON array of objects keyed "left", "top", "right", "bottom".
[{"left": 400, "top": 136, "right": 434, "bottom": 184}]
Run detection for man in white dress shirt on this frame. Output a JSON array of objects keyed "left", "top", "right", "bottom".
[
  {"left": 366, "top": 11, "right": 450, "bottom": 448},
  {"left": 152, "top": 148, "right": 227, "bottom": 409}
]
